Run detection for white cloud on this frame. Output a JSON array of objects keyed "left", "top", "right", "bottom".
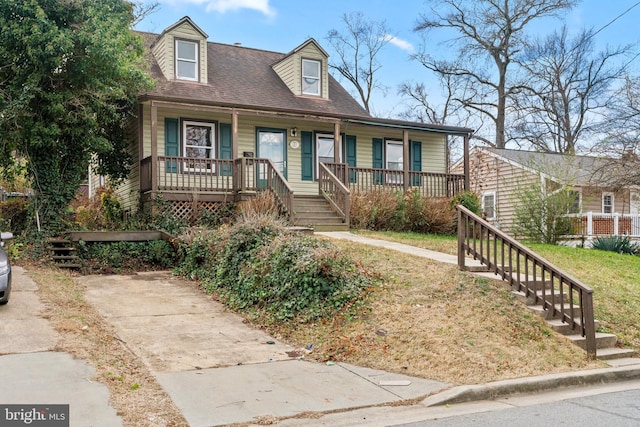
[
  {"left": 171, "top": 0, "right": 276, "bottom": 17},
  {"left": 382, "top": 34, "right": 414, "bottom": 53}
]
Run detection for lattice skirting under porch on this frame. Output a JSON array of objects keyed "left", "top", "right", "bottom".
[{"left": 166, "top": 200, "right": 233, "bottom": 224}]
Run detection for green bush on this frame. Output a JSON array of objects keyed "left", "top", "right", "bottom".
[
  {"left": 591, "top": 236, "right": 639, "bottom": 255},
  {"left": 174, "top": 214, "right": 377, "bottom": 323},
  {"left": 0, "top": 197, "right": 30, "bottom": 234},
  {"left": 78, "top": 240, "right": 177, "bottom": 273},
  {"left": 451, "top": 191, "right": 482, "bottom": 216}
]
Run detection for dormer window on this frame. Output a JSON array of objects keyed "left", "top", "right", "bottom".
[
  {"left": 176, "top": 39, "right": 198, "bottom": 81},
  {"left": 302, "top": 59, "right": 321, "bottom": 96}
]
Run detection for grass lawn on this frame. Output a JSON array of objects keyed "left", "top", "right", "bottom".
[
  {"left": 268, "top": 231, "right": 608, "bottom": 386},
  {"left": 352, "top": 230, "right": 640, "bottom": 351}
]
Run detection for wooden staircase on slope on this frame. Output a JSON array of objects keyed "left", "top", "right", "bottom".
[
  {"left": 458, "top": 206, "right": 638, "bottom": 365},
  {"left": 48, "top": 238, "right": 81, "bottom": 269},
  {"left": 292, "top": 195, "right": 348, "bottom": 231}
]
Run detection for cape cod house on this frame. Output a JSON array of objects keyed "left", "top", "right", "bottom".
[
  {"left": 104, "top": 17, "right": 473, "bottom": 230},
  {"left": 452, "top": 147, "right": 640, "bottom": 238}
]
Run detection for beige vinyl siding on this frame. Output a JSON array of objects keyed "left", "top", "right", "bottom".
[
  {"left": 581, "top": 187, "right": 630, "bottom": 214},
  {"left": 139, "top": 105, "right": 450, "bottom": 196},
  {"left": 463, "top": 151, "right": 540, "bottom": 232},
  {"left": 272, "top": 56, "right": 296, "bottom": 95},
  {"left": 151, "top": 22, "right": 207, "bottom": 83},
  {"left": 272, "top": 42, "right": 329, "bottom": 99}
]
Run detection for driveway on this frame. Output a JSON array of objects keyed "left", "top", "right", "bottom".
[{"left": 79, "top": 271, "right": 449, "bottom": 426}]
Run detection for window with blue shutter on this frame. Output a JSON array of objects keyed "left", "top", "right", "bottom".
[
  {"left": 165, "top": 118, "right": 179, "bottom": 173},
  {"left": 301, "top": 131, "right": 313, "bottom": 181}
]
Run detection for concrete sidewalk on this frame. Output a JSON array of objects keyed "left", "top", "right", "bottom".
[{"left": 0, "top": 267, "right": 123, "bottom": 427}]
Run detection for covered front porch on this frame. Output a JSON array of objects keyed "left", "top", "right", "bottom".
[
  {"left": 139, "top": 155, "right": 467, "bottom": 227},
  {"left": 137, "top": 100, "right": 472, "bottom": 228}
]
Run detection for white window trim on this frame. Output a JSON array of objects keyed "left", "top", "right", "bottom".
[
  {"left": 301, "top": 58, "right": 321, "bottom": 96},
  {"left": 316, "top": 133, "right": 342, "bottom": 178},
  {"left": 175, "top": 39, "right": 198, "bottom": 82},
  {"left": 385, "top": 139, "right": 403, "bottom": 185},
  {"left": 482, "top": 191, "right": 496, "bottom": 220},
  {"left": 182, "top": 120, "right": 216, "bottom": 172},
  {"left": 602, "top": 192, "right": 614, "bottom": 214}
]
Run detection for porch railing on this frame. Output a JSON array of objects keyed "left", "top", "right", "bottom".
[
  {"left": 457, "top": 205, "right": 597, "bottom": 358},
  {"left": 323, "top": 163, "right": 465, "bottom": 197},
  {"left": 144, "top": 156, "right": 235, "bottom": 193},
  {"left": 233, "top": 157, "right": 294, "bottom": 221},
  {"left": 565, "top": 212, "right": 640, "bottom": 238},
  {"left": 140, "top": 156, "right": 293, "bottom": 220},
  {"left": 318, "top": 163, "right": 350, "bottom": 222}
]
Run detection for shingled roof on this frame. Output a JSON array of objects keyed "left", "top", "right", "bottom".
[
  {"left": 486, "top": 148, "right": 624, "bottom": 187},
  {"left": 137, "top": 31, "right": 372, "bottom": 120}
]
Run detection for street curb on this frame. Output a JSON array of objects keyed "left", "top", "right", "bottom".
[{"left": 422, "top": 364, "right": 640, "bottom": 406}]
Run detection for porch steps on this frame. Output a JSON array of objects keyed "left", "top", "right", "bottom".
[
  {"left": 292, "top": 195, "right": 348, "bottom": 231},
  {"left": 48, "top": 238, "right": 81, "bottom": 269}
]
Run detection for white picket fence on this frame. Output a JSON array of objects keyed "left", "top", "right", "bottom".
[{"left": 564, "top": 212, "right": 640, "bottom": 238}]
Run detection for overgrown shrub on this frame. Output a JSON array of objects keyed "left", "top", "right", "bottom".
[
  {"left": 349, "top": 189, "right": 456, "bottom": 234},
  {"left": 175, "top": 214, "right": 377, "bottom": 323},
  {"left": 238, "top": 192, "right": 281, "bottom": 217},
  {"left": 512, "top": 184, "right": 576, "bottom": 244},
  {"left": 0, "top": 197, "right": 29, "bottom": 234},
  {"left": 591, "top": 236, "right": 639, "bottom": 255},
  {"left": 196, "top": 202, "right": 236, "bottom": 228}
]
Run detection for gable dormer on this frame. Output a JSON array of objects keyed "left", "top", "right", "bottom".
[
  {"left": 151, "top": 17, "right": 208, "bottom": 84},
  {"left": 272, "top": 39, "right": 330, "bottom": 99}
]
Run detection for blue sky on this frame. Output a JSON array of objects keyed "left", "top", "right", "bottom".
[{"left": 135, "top": 0, "right": 640, "bottom": 118}]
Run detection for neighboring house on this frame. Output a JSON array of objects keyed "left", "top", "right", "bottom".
[
  {"left": 103, "top": 17, "right": 472, "bottom": 229},
  {"left": 451, "top": 147, "right": 640, "bottom": 237}
]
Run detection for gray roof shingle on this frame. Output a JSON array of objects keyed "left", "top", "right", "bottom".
[{"left": 138, "top": 31, "right": 371, "bottom": 119}]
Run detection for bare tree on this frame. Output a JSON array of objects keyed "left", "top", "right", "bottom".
[
  {"left": 326, "top": 12, "right": 391, "bottom": 114},
  {"left": 130, "top": 0, "right": 160, "bottom": 27},
  {"left": 590, "top": 76, "right": 640, "bottom": 188},
  {"left": 513, "top": 26, "right": 631, "bottom": 154},
  {"left": 414, "top": 0, "right": 576, "bottom": 148}
]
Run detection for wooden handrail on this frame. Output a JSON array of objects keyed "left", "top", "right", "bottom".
[
  {"left": 233, "top": 157, "right": 294, "bottom": 220},
  {"left": 319, "top": 162, "right": 350, "bottom": 223},
  {"left": 457, "top": 205, "right": 597, "bottom": 358}
]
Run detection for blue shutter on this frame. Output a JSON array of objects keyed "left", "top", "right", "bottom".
[
  {"left": 219, "top": 123, "right": 232, "bottom": 176},
  {"left": 165, "top": 118, "right": 179, "bottom": 173},
  {"left": 301, "top": 131, "right": 313, "bottom": 181},
  {"left": 346, "top": 135, "right": 357, "bottom": 183},
  {"left": 411, "top": 140, "right": 422, "bottom": 186},
  {"left": 372, "top": 137, "right": 383, "bottom": 184}
]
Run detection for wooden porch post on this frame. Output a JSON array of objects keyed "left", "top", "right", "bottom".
[
  {"left": 150, "top": 101, "right": 158, "bottom": 193},
  {"left": 463, "top": 133, "right": 470, "bottom": 192},
  {"left": 403, "top": 129, "right": 410, "bottom": 193},
  {"left": 232, "top": 109, "right": 239, "bottom": 159},
  {"left": 334, "top": 121, "right": 341, "bottom": 163}
]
